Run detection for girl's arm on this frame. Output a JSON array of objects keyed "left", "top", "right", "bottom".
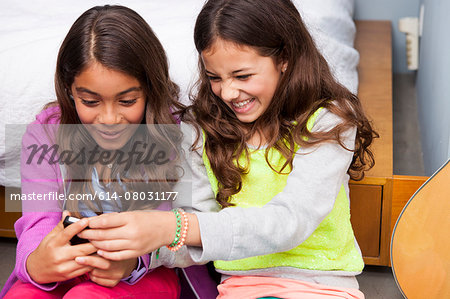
[
  {"left": 187, "top": 108, "right": 356, "bottom": 262},
  {"left": 15, "top": 122, "right": 96, "bottom": 290},
  {"left": 81, "top": 110, "right": 355, "bottom": 265},
  {"left": 79, "top": 122, "right": 215, "bottom": 266}
]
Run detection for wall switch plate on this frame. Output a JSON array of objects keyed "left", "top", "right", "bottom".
[{"left": 399, "top": 17, "right": 419, "bottom": 70}]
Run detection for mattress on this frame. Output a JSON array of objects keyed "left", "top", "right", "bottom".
[{"left": 0, "top": 0, "right": 358, "bottom": 187}]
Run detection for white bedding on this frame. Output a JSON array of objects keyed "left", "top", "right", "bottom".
[{"left": 0, "top": 0, "right": 358, "bottom": 187}]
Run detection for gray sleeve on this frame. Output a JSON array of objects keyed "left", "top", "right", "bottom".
[
  {"left": 187, "top": 108, "right": 357, "bottom": 263},
  {"left": 171, "top": 122, "right": 221, "bottom": 213},
  {"left": 148, "top": 122, "right": 220, "bottom": 268}
]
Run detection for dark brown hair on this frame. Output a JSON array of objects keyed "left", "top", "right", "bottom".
[
  {"left": 185, "top": 0, "right": 377, "bottom": 207},
  {"left": 51, "top": 5, "right": 183, "bottom": 216}
]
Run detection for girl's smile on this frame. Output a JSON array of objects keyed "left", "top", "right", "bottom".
[
  {"left": 231, "top": 97, "right": 256, "bottom": 113},
  {"left": 71, "top": 62, "right": 146, "bottom": 150},
  {"left": 201, "top": 38, "right": 286, "bottom": 123},
  {"left": 96, "top": 127, "right": 127, "bottom": 140}
]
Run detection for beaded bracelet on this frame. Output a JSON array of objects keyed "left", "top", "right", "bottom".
[
  {"left": 168, "top": 208, "right": 183, "bottom": 247},
  {"left": 155, "top": 208, "right": 189, "bottom": 259},
  {"left": 167, "top": 208, "right": 189, "bottom": 252}
]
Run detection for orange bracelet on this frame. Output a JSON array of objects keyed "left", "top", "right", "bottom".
[{"left": 167, "top": 208, "right": 189, "bottom": 252}]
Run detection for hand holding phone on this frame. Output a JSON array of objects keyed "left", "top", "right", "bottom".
[{"left": 63, "top": 216, "right": 90, "bottom": 245}]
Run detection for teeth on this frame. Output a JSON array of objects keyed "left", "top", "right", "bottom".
[{"left": 232, "top": 98, "right": 254, "bottom": 108}]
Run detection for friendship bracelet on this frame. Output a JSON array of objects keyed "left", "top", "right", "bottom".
[
  {"left": 155, "top": 208, "right": 189, "bottom": 259},
  {"left": 167, "top": 208, "right": 189, "bottom": 252},
  {"left": 168, "top": 209, "right": 188, "bottom": 251},
  {"left": 168, "top": 208, "right": 183, "bottom": 247}
]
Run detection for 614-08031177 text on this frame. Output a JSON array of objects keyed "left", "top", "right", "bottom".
[
  {"left": 94, "top": 191, "right": 179, "bottom": 201},
  {"left": 9, "top": 191, "right": 178, "bottom": 201}
]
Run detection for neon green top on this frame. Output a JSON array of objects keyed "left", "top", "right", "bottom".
[{"left": 202, "top": 109, "right": 364, "bottom": 272}]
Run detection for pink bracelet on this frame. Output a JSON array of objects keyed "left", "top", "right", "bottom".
[{"left": 167, "top": 208, "right": 189, "bottom": 252}]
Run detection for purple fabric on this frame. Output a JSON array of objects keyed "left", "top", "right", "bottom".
[
  {"left": 1, "top": 107, "right": 152, "bottom": 297},
  {"left": 1, "top": 107, "right": 218, "bottom": 298},
  {"left": 1, "top": 106, "right": 63, "bottom": 297},
  {"left": 181, "top": 265, "right": 219, "bottom": 299}
]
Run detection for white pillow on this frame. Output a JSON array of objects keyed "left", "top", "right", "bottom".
[
  {"left": 0, "top": 0, "right": 358, "bottom": 187},
  {"left": 295, "top": 0, "right": 358, "bottom": 93}
]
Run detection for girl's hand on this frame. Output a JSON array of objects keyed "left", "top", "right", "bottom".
[
  {"left": 26, "top": 211, "right": 98, "bottom": 284},
  {"left": 75, "top": 254, "right": 138, "bottom": 287},
  {"left": 79, "top": 211, "right": 177, "bottom": 260}
]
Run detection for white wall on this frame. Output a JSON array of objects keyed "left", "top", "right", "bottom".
[
  {"left": 354, "top": 0, "right": 420, "bottom": 73},
  {"left": 416, "top": 0, "right": 450, "bottom": 175},
  {"left": 355, "top": 0, "right": 450, "bottom": 175}
]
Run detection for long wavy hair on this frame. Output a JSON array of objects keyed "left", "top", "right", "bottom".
[
  {"left": 48, "top": 5, "right": 184, "bottom": 217},
  {"left": 184, "top": 0, "right": 378, "bottom": 208}
]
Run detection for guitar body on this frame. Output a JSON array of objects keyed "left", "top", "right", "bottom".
[{"left": 391, "top": 159, "right": 450, "bottom": 298}]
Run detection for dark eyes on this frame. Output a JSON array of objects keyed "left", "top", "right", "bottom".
[
  {"left": 207, "top": 76, "right": 221, "bottom": 82},
  {"left": 207, "top": 74, "right": 252, "bottom": 81},
  {"left": 80, "top": 99, "right": 137, "bottom": 106},
  {"left": 236, "top": 74, "right": 251, "bottom": 80},
  {"left": 80, "top": 99, "right": 99, "bottom": 106},
  {"left": 119, "top": 99, "right": 137, "bottom": 106}
]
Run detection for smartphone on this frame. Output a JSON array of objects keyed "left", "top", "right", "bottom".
[{"left": 63, "top": 216, "right": 90, "bottom": 245}]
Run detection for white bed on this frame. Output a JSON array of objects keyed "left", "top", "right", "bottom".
[{"left": 0, "top": 0, "right": 358, "bottom": 187}]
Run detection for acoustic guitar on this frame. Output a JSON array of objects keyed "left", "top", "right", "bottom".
[{"left": 391, "top": 159, "right": 450, "bottom": 298}]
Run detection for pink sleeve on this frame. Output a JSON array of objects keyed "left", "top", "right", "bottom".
[{"left": 14, "top": 119, "right": 63, "bottom": 290}]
